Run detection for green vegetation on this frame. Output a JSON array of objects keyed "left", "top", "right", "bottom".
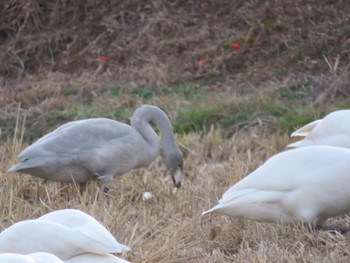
[
  {"left": 174, "top": 105, "right": 220, "bottom": 134},
  {"left": 3, "top": 72, "right": 348, "bottom": 142}
]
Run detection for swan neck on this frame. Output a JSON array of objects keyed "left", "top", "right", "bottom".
[{"left": 130, "top": 105, "right": 175, "bottom": 152}]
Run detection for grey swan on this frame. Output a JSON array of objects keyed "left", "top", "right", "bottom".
[{"left": 8, "top": 105, "right": 183, "bottom": 187}]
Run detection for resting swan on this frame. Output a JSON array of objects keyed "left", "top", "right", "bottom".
[
  {"left": 288, "top": 109, "right": 350, "bottom": 148},
  {"left": 0, "top": 209, "right": 130, "bottom": 261},
  {"left": 203, "top": 146, "right": 350, "bottom": 228},
  {"left": 0, "top": 252, "right": 63, "bottom": 263},
  {"left": 8, "top": 105, "right": 183, "bottom": 187}
]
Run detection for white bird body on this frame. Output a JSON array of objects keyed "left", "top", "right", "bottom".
[
  {"left": 65, "top": 253, "right": 130, "bottom": 263},
  {"left": 7, "top": 105, "right": 183, "bottom": 186},
  {"left": 38, "top": 209, "right": 130, "bottom": 253},
  {"left": 0, "top": 252, "right": 63, "bottom": 263},
  {"left": 288, "top": 110, "right": 350, "bottom": 148},
  {"left": 203, "top": 146, "right": 350, "bottom": 224},
  {"left": 0, "top": 209, "right": 130, "bottom": 261}
]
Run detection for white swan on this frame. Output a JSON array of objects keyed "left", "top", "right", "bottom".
[
  {"left": 0, "top": 209, "right": 130, "bottom": 261},
  {"left": 203, "top": 146, "right": 350, "bottom": 227},
  {"left": 65, "top": 253, "right": 130, "bottom": 263},
  {"left": 0, "top": 252, "right": 63, "bottom": 263},
  {"left": 37, "top": 209, "right": 130, "bottom": 253},
  {"left": 8, "top": 105, "right": 183, "bottom": 187},
  {"left": 288, "top": 109, "right": 350, "bottom": 148}
]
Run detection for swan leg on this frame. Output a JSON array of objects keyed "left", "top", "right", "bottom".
[
  {"left": 96, "top": 174, "right": 114, "bottom": 184},
  {"left": 95, "top": 173, "right": 113, "bottom": 194}
]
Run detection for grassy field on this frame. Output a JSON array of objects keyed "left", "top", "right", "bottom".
[
  {"left": 1, "top": 0, "right": 350, "bottom": 262},
  {"left": 2, "top": 127, "right": 350, "bottom": 262}
]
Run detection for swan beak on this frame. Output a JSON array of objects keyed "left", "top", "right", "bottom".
[{"left": 172, "top": 168, "right": 182, "bottom": 188}]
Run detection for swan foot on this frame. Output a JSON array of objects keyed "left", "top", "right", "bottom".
[
  {"left": 103, "top": 185, "right": 110, "bottom": 194},
  {"left": 312, "top": 224, "right": 349, "bottom": 234}
]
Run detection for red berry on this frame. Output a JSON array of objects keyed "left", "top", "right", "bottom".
[
  {"left": 99, "top": 56, "right": 109, "bottom": 63},
  {"left": 231, "top": 43, "right": 240, "bottom": 50},
  {"left": 198, "top": 60, "right": 205, "bottom": 66}
]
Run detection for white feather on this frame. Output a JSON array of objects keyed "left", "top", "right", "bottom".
[
  {"left": 65, "top": 253, "right": 130, "bottom": 263},
  {"left": 288, "top": 110, "right": 350, "bottom": 148},
  {"left": 0, "top": 252, "right": 63, "bottom": 263},
  {"left": 0, "top": 209, "right": 130, "bottom": 261},
  {"left": 38, "top": 209, "right": 130, "bottom": 253},
  {"left": 204, "top": 146, "right": 350, "bottom": 224}
]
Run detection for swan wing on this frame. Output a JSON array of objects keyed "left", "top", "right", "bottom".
[
  {"left": 65, "top": 253, "right": 130, "bottom": 263},
  {"left": 289, "top": 110, "right": 350, "bottom": 148},
  {"left": 0, "top": 252, "right": 64, "bottom": 263},
  {"left": 15, "top": 118, "right": 133, "bottom": 160},
  {"left": 205, "top": 146, "right": 350, "bottom": 222},
  {"left": 0, "top": 220, "right": 88, "bottom": 260},
  {"left": 204, "top": 189, "right": 294, "bottom": 222},
  {"left": 288, "top": 134, "right": 350, "bottom": 148},
  {"left": 38, "top": 209, "right": 130, "bottom": 253},
  {"left": 0, "top": 218, "right": 128, "bottom": 260},
  {"left": 27, "top": 252, "right": 64, "bottom": 263},
  {"left": 226, "top": 146, "right": 350, "bottom": 193},
  {"left": 0, "top": 253, "right": 35, "bottom": 263},
  {"left": 7, "top": 118, "right": 146, "bottom": 182}
]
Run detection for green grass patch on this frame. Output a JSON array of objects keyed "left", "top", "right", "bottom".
[
  {"left": 220, "top": 105, "right": 256, "bottom": 127},
  {"left": 161, "top": 84, "right": 203, "bottom": 100},
  {"left": 131, "top": 87, "right": 156, "bottom": 99},
  {"left": 174, "top": 106, "right": 220, "bottom": 134},
  {"left": 275, "top": 110, "right": 315, "bottom": 133},
  {"left": 107, "top": 83, "right": 204, "bottom": 101}
]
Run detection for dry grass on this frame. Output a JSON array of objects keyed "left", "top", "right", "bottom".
[{"left": 1, "top": 127, "right": 350, "bottom": 263}]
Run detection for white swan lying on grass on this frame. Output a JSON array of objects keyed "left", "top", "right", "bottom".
[
  {"left": 0, "top": 252, "right": 63, "bottom": 263},
  {"left": 8, "top": 105, "right": 183, "bottom": 188},
  {"left": 0, "top": 209, "right": 130, "bottom": 262},
  {"left": 203, "top": 146, "right": 350, "bottom": 230},
  {"left": 288, "top": 109, "right": 350, "bottom": 148}
]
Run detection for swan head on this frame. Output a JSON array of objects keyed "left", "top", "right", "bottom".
[{"left": 161, "top": 147, "right": 183, "bottom": 188}]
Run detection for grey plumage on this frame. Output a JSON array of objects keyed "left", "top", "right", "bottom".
[{"left": 8, "top": 105, "right": 183, "bottom": 187}]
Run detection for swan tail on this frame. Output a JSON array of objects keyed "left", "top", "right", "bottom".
[
  {"left": 7, "top": 162, "right": 34, "bottom": 173},
  {"left": 119, "top": 244, "right": 131, "bottom": 251},
  {"left": 290, "top": 119, "right": 322, "bottom": 137},
  {"left": 7, "top": 163, "right": 25, "bottom": 173},
  {"left": 202, "top": 205, "right": 222, "bottom": 216}
]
